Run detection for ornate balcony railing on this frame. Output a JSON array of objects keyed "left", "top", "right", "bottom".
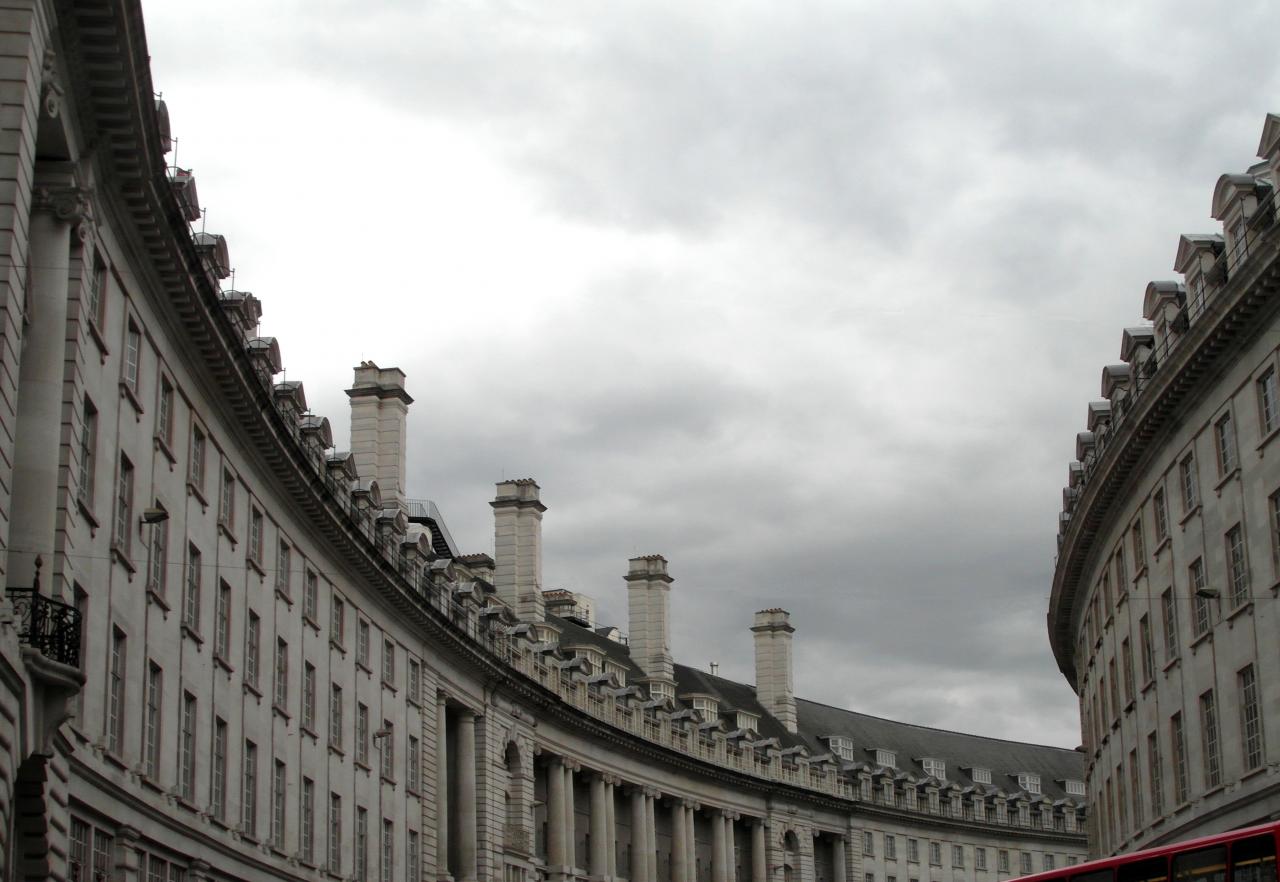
[{"left": 6, "top": 588, "right": 82, "bottom": 668}]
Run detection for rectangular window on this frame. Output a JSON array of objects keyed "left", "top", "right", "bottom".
[
  {"left": 864, "top": 831, "right": 875, "bottom": 855},
  {"left": 249, "top": 508, "right": 263, "bottom": 564},
  {"left": 277, "top": 541, "right": 291, "bottom": 597},
  {"left": 355, "top": 808, "right": 368, "bottom": 882},
  {"left": 246, "top": 611, "right": 261, "bottom": 688},
  {"left": 381, "top": 818, "right": 393, "bottom": 882},
  {"left": 929, "top": 842, "right": 941, "bottom": 867},
  {"left": 1121, "top": 639, "right": 1135, "bottom": 705},
  {"left": 952, "top": 846, "right": 964, "bottom": 868},
  {"left": 1153, "top": 488, "right": 1169, "bottom": 540},
  {"left": 380, "top": 721, "right": 394, "bottom": 779},
  {"left": 301, "top": 777, "right": 315, "bottom": 863},
  {"left": 1139, "top": 614, "right": 1155, "bottom": 683},
  {"left": 124, "top": 322, "right": 141, "bottom": 393},
  {"left": 304, "top": 569, "right": 318, "bottom": 622},
  {"left": 212, "top": 717, "right": 228, "bottom": 820},
  {"left": 1129, "top": 749, "right": 1143, "bottom": 827},
  {"left": 144, "top": 662, "right": 162, "bottom": 778},
  {"left": 1200, "top": 690, "right": 1221, "bottom": 789},
  {"left": 1147, "top": 731, "right": 1163, "bottom": 816},
  {"left": 241, "top": 737, "right": 257, "bottom": 834},
  {"left": 87, "top": 256, "right": 107, "bottom": 327},
  {"left": 357, "top": 703, "right": 369, "bottom": 765},
  {"left": 92, "top": 829, "right": 114, "bottom": 882},
  {"left": 408, "top": 659, "right": 421, "bottom": 704},
  {"left": 1239, "top": 664, "right": 1264, "bottom": 770},
  {"left": 274, "top": 638, "right": 289, "bottom": 710},
  {"left": 303, "top": 662, "right": 316, "bottom": 731},
  {"left": 1115, "top": 763, "right": 1128, "bottom": 832},
  {"left": 1108, "top": 660, "right": 1120, "bottom": 722},
  {"left": 1227, "top": 524, "right": 1249, "bottom": 607},
  {"left": 332, "top": 596, "right": 345, "bottom": 645},
  {"left": 975, "top": 848, "right": 987, "bottom": 871},
  {"left": 382, "top": 639, "right": 395, "bottom": 685},
  {"left": 1114, "top": 545, "right": 1127, "bottom": 590},
  {"left": 1131, "top": 517, "right": 1146, "bottom": 570},
  {"left": 147, "top": 512, "right": 168, "bottom": 596},
  {"left": 219, "top": 469, "right": 235, "bottom": 529},
  {"left": 215, "top": 581, "right": 231, "bottom": 659},
  {"left": 1020, "top": 854, "right": 1032, "bottom": 876},
  {"left": 998, "top": 851, "right": 1009, "bottom": 873},
  {"left": 108, "top": 627, "right": 126, "bottom": 754},
  {"left": 1259, "top": 367, "right": 1280, "bottom": 435},
  {"left": 115, "top": 456, "right": 134, "bottom": 556},
  {"left": 407, "top": 830, "right": 419, "bottom": 882},
  {"left": 1271, "top": 490, "right": 1280, "bottom": 566},
  {"left": 1215, "top": 413, "right": 1238, "bottom": 475},
  {"left": 70, "top": 818, "right": 90, "bottom": 882},
  {"left": 189, "top": 425, "right": 206, "bottom": 490},
  {"left": 179, "top": 692, "right": 197, "bottom": 800},
  {"left": 272, "top": 759, "right": 286, "bottom": 849},
  {"left": 1190, "top": 558, "right": 1211, "bottom": 637},
  {"left": 183, "top": 543, "right": 201, "bottom": 631},
  {"left": 357, "top": 620, "right": 370, "bottom": 668},
  {"left": 1044, "top": 856, "right": 1055, "bottom": 872},
  {"left": 329, "top": 794, "right": 343, "bottom": 874},
  {"left": 1171, "top": 713, "right": 1189, "bottom": 805},
  {"left": 1180, "top": 453, "right": 1199, "bottom": 512},
  {"left": 330, "top": 683, "right": 344, "bottom": 748},
  {"left": 885, "top": 835, "right": 896, "bottom": 861},
  {"left": 908, "top": 839, "right": 919, "bottom": 863},
  {"left": 1161, "top": 588, "right": 1179, "bottom": 662},
  {"left": 78, "top": 398, "right": 98, "bottom": 506},
  {"left": 407, "top": 735, "right": 419, "bottom": 791},
  {"left": 148, "top": 854, "right": 166, "bottom": 882}
]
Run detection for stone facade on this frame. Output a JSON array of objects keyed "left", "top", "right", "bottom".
[
  {"left": 1050, "top": 113, "right": 1280, "bottom": 856},
  {"left": 0, "top": 2, "right": 1087, "bottom": 882}
]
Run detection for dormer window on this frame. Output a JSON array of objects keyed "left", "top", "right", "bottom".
[
  {"left": 736, "top": 712, "right": 759, "bottom": 733},
  {"left": 874, "top": 748, "right": 896, "bottom": 768},
  {"left": 971, "top": 767, "right": 991, "bottom": 785},
  {"left": 573, "top": 650, "right": 601, "bottom": 675},
  {"left": 690, "top": 697, "right": 719, "bottom": 719},
  {"left": 605, "top": 662, "right": 627, "bottom": 686},
  {"left": 826, "top": 736, "right": 856, "bottom": 762},
  {"left": 1017, "top": 773, "right": 1041, "bottom": 794},
  {"left": 921, "top": 758, "right": 945, "bottom": 779},
  {"left": 647, "top": 681, "right": 674, "bottom": 702},
  {"left": 1065, "top": 779, "right": 1085, "bottom": 796}
]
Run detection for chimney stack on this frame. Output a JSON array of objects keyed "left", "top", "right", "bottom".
[
  {"left": 346, "top": 362, "right": 412, "bottom": 510},
  {"left": 626, "top": 555, "right": 675, "bottom": 687},
  {"left": 752, "top": 608, "right": 797, "bottom": 732},
  {"left": 491, "top": 479, "right": 546, "bottom": 621}
]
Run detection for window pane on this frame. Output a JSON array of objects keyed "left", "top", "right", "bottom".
[
  {"left": 1174, "top": 848, "right": 1228, "bottom": 882},
  {"left": 1231, "top": 835, "right": 1277, "bottom": 882}
]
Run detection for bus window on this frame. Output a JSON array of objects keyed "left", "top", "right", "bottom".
[
  {"left": 1074, "top": 870, "right": 1115, "bottom": 882},
  {"left": 1231, "top": 835, "right": 1277, "bottom": 882},
  {"left": 1119, "top": 857, "right": 1170, "bottom": 882},
  {"left": 1174, "top": 847, "right": 1228, "bottom": 882}
]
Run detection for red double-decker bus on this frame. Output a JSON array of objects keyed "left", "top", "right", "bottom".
[{"left": 1017, "top": 822, "right": 1278, "bottom": 882}]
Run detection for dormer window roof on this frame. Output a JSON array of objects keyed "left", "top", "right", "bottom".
[
  {"left": 736, "top": 711, "right": 760, "bottom": 733},
  {"left": 1086, "top": 400, "right": 1112, "bottom": 432},
  {"left": 1016, "top": 773, "right": 1042, "bottom": 795},
  {"left": 823, "top": 736, "right": 856, "bottom": 762},
  {"left": 1075, "top": 431, "right": 1096, "bottom": 461},
  {"left": 1211, "top": 170, "right": 1272, "bottom": 221},
  {"left": 1063, "top": 779, "right": 1085, "bottom": 796},
  {"left": 969, "top": 767, "right": 992, "bottom": 785},
  {"left": 920, "top": 758, "right": 946, "bottom": 780},
  {"left": 1142, "top": 281, "right": 1185, "bottom": 320},
  {"left": 1100, "top": 364, "right": 1131, "bottom": 400},
  {"left": 870, "top": 748, "right": 896, "bottom": 769},
  {"left": 1119, "top": 327, "right": 1155, "bottom": 364},
  {"left": 1173, "top": 233, "right": 1224, "bottom": 275}
]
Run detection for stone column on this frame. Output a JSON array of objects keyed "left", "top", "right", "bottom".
[
  {"left": 454, "top": 710, "right": 478, "bottom": 882},
  {"left": 672, "top": 802, "right": 688, "bottom": 882},
  {"left": 724, "top": 814, "right": 737, "bottom": 882},
  {"left": 751, "top": 821, "right": 766, "bottom": 882},
  {"left": 712, "top": 810, "right": 727, "bottom": 882},
  {"left": 645, "top": 790, "right": 658, "bottom": 882},
  {"left": 606, "top": 780, "right": 618, "bottom": 878},
  {"left": 565, "top": 761, "right": 578, "bottom": 870},
  {"left": 437, "top": 696, "right": 451, "bottom": 881},
  {"left": 7, "top": 184, "right": 89, "bottom": 593},
  {"left": 832, "top": 837, "right": 846, "bottom": 882},
  {"left": 547, "top": 757, "right": 567, "bottom": 873},
  {"left": 686, "top": 806, "right": 697, "bottom": 882},
  {"left": 630, "top": 788, "right": 649, "bottom": 882},
  {"left": 591, "top": 773, "right": 610, "bottom": 880}
]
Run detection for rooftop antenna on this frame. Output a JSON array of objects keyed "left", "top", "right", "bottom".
[
  {"left": 230, "top": 267, "right": 236, "bottom": 291},
  {"left": 170, "top": 135, "right": 179, "bottom": 174},
  {"left": 200, "top": 207, "right": 207, "bottom": 235}
]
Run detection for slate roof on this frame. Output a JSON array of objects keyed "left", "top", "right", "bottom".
[{"left": 547, "top": 617, "right": 1084, "bottom": 800}]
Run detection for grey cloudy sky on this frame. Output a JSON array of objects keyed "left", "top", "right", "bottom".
[{"left": 142, "top": 0, "right": 1280, "bottom": 747}]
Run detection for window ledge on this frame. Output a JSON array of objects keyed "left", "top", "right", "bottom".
[
  {"left": 187, "top": 480, "right": 208, "bottom": 508},
  {"left": 244, "top": 681, "right": 262, "bottom": 700},
  {"left": 327, "top": 744, "right": 345, "bottom": 758},
  {"left": 155, "top": 435, "right": 176, "bottom": 467},
  {"left": 214, "top": 654, "right": 234, "bottom": 675},
  {"left": 303, "top": 614, "right": 320, "bottom": 633},
  {"left": 87, "top": 319, "right": 109, "bottom": 361},
  {"left": 1226, "top": 600, "right": 1254, "bottom": 625},
  {"left": 1141, "top": 677, "right": 1156, "bottom": 695},
  {"left": 1116, "top": 591, "right": 1128, "bottom": 610},
  {"left": 354, "top": 760, "right": 371, "bottom": 773},
  {"left": 1256, "top": 424, "right": 1280, "bottom": 453},
  {"left": 181, "top": 623, "right": 204, "bottom": 646},
  {"left": 76, "top": 496, "right": 100, "bottom": 533},
  {"left": 1123, "top": 699, "right": 1136, "bottom": 714},
  {"left": 1202, "top": 784, "right": 1225, "bottom": 799},
  {"left": 1241, "top": 765, "right": 1268, "bottom": 782},
  {"left": 1161, "top": 655, "right": 1181, "bottom": 674},
  {"left": 1214, "top": 467, "right": 1241, "bottom": 494},
  {"left": 146, "top": 587, "right": 170, "bottom": 612},
  {"left": 381, "top": 680, "right": 397, "bottom": 695},
  {"left": 1190, "top": 630, "right": 1212, "bottom": 650},
  {"left": 1179, "top": 503, "right": 1202, "bottom": 528},
  {"left": 274, "top": 586, "right": 293, "bottom": 607},
  {"left": 329, "top": 638, "right": 346, "bottom": 655},
  {"left": 119, "top": 382, "right": 144, "bottom": 419},
  {"left": 272, "top": 703, "right": 290, "bottom": 722},
  {"left": 1132, "top": 564, "right": 1147, "bottom": 584},
  {"left": 380, "top": 774, "right": 396, "bottom": 788},
  {"left": 356, "top": 661, "right": 372, "bottom": 676},
  {"left": 301, "top": 725, "right": 318, "bottom": 742},
  {"left": 217, "top": 520, "right": 237, "bottom": 545},
  {"left": 247, "top": 557, "right": 265, "bottom": 578},
  {"left": 1153, "top": 535, "right": 1171, "bottom": 558},
  {"left": 112, "top": 543, "right": 136, "bottom": 575}
]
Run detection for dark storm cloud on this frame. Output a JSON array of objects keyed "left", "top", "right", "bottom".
[{"left": 140, "top": 0, "right": 1280, "bottom": 745}]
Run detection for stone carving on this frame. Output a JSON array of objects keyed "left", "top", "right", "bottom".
[
  {"left": 32, "top": 185, "right": 94, "bottom": 242},
  {"left": 40, "top": 49, "right": 63, "bottom": 118}
]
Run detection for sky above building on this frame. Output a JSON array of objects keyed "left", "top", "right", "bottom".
[{"left": 141, "top": 0, "right": 1280, "bottom": 748}]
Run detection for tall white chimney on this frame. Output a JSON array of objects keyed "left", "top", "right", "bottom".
[
  {"left": 346, "top": 362, "right": 412, "bottom": 509},
  {"left": 752, "top": 608, "right": 797, "bottom": 732},
  {"left": 491, "top": 479, "right": 545, "bottom": 621},
  {"left": 626, "top": 555, "right": 675, "bottom": 686}
]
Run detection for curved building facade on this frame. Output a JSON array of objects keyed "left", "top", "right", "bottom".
[
  {"left": 1050, "top": 114, "right": 1280, "bottom": 856},
  {"left": 0, "top": 3, "right": 1086, "bottom": 882}
]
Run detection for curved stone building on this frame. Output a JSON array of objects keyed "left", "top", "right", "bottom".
[
  {"left": 0, "top": 3, "right": 1086, "bottom": 882},
  {"left": 1050, "top": 114, "right": 1280, "bottom": 856}
]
